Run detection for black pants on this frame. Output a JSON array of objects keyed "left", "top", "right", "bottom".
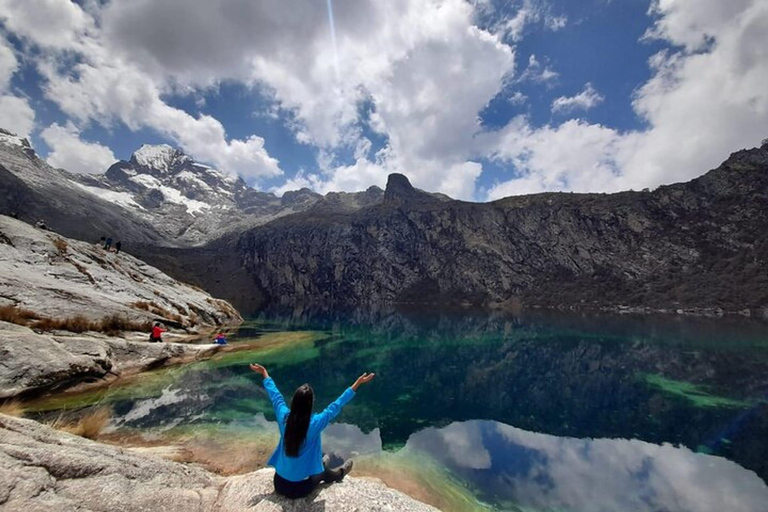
[{"left": 273, "top": 462, "right": 345, "bottom": 499}]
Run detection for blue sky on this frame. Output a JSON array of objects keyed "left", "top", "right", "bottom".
[{"left": 0, "top": 0, "right": 766, "bottom": 200}]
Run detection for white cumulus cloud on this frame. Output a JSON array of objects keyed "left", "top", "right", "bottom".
[
  {"left": 551, "top": 83, "right": 605, "bottom": 114},
  {"left": 1, "top": 0, "right": 282, "bottom": 181},
  {"left": 0, "top": 95, "right": 35, "bottom": 138},
  {"left": 488, "top": 0, "right": 768, "bottom": 199},
  {"left": 0, "top": 34, "right": 35, "bottom": 138},
  {"left": 41, "top": 122, "right": 117, "bottom": 174},
  {"left": 2, "top": 0, "right": 766, "bottom": 201}
]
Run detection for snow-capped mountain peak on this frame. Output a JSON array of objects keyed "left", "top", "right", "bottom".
[{"left": 130, "top": 144, "right": 190, "bottom": 172}]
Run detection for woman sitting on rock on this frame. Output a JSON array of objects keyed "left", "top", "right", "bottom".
[{"left": 249, "top": 362, "right": 375, "bottom": 499}]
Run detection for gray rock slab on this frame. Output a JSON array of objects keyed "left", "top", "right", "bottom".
[
  {"left": 0, "top": 326, "right": 221, "bottom": 399},
  {"left": 0, "top": 415, "right": 439, "bottom": 512}
]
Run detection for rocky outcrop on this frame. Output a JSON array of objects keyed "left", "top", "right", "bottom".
[
  {"left": 0, "top": 214, "right": 242, "bottom": 398},
  {"left": 172, "top": 145, "right": 768, "bottom": 314},
  {"left": 0, "top": 215, "right": 240, "bottom": 328},
  {"left": 0, "top": 414, "right": 437, "bottom": 512},
  {"left": 0, "top": 323, "right": 220, "bottom": 399}
]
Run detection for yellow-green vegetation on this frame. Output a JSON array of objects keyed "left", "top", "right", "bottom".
[
  {"left": 202, "top": 331, "right": 330, "bottom": 370},
  {"left": 25, "top": 365, "right": 192, "bottom": 413},
  {"left": 355, "top": 449, "right": 493, "bottom": 512},
  {"left": 642, "top": 373, "right": 752, "bottom": 408},
  {"left": 26, "top": 330, "right": 325, "bottom": 413}
]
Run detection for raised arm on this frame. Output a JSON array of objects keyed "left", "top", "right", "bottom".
[
  {"left": 314, "top": 372, "right": 375, "bottom": 431},
  {"left": 250, "top": 363, "right": 289, "bottom": 424}
]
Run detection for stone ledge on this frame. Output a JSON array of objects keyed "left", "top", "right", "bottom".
[{"left": 0, "top": 414, "right": 439, "bottom": 512}]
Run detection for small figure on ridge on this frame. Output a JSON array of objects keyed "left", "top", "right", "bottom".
[{"left": 149, "top": 322, "right": 166, "bottom": 343}]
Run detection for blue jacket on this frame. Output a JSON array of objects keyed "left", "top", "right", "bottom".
[{"left": 263, "top": 377, "right": 355, "bottom": 482}]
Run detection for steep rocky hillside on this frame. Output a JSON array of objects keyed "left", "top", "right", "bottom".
[
  {"left": 0, "top": 215, "right": 240, "bottom": 329},
  {"left": 170, "top": 143, "right": 768, "bottom": 314}
]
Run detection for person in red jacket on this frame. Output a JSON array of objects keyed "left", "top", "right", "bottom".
[{"left": 149, "top": 322, "right": 167, "bottom": 343}]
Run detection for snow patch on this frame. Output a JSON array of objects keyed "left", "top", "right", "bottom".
[
  {"left": 176, "top": 171, "right": 213, "bottom": 192},
  {"left": 132, "top": 144, "right": 188, "bottom": 171},
  {"left": 129, "top": 174, "right": 210, "bottom": 214},
  {"left": 71, "top": 182, "right": 144, "bottom": 210},
  {"left": 0, "top": 131, "right": 27, "bottom": 148}
]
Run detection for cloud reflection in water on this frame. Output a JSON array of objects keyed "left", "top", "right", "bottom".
[{"left": 405, "top": 420, "right": 768, "bottom": 512}]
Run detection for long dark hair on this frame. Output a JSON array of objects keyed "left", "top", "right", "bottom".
[{"left": 284, "top": 384, "right": 313, "bottom": 457}]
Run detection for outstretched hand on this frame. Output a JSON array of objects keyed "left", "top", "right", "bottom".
[
  {"left": 249, "top": 363, "right": 268, "bottom": 378},
  {"left": 352, "top": 372, "right": 375, "bottom": 391}
]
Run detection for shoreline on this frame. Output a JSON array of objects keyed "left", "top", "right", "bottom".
[
  {"left": 8, "top": 330, "right": 465, "bottom": 511},
  {"left": 0, "top": 413, "right": 439, "bottom": 512}
]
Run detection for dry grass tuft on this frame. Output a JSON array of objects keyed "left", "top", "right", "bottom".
[
  {"left": 130, "top": 301, "right": 151, "bottom": 311},
  {"left": 52, "top": 237, "right": 68, "bottom": 254},
  {"left": 34, "top": 315, "right": 92, "bottom": 333},
  {"left": 51, "top": 407, "right": 112, "bottom": 440},
  {"left": 97, "top": 314, "right": 152, "bottom": 334},
  {"left": 0, "top": 400, "right": 25, "bottom": 417},
  {"left": 0, "top": 304, "right": 38, "bottom": 325},
  {"left": 34, "top": 314, "right": 152, "bottom": 334},
  {"left": 130, "top": 301, "right": 186, "bottom": 325}
]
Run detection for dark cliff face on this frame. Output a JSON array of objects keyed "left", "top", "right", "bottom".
[{"left": 178, "top": 146, "right": 768, "bottom": 313}]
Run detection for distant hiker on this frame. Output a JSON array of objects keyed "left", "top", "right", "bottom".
[
  {"left": 98, "top": 236, "right": 106, "bottom": 247},
  {"left": 35, "top": 219, "right": 48, "bottom": 230},
  {"left": 115, "top": 241, "right": 122, "bottom": 254},
  {"left": 104, "top": 237, "right": 113, "bottom": 250},
  {"left": 214, "top": 333, "right": 227, "bottom": 345},
  {"left": 249, "top": 363, "right": 375, "bottom": 499},
  {"left": 10, "top": 212, "right": 18, "bottom": 219},
  {"left": 149, "top": 322, "right": 167, "bottom": 343}
]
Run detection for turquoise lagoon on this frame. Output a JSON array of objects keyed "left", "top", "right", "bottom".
[{"left": 33, "top": 308, "right": 768, "bottom": 511}]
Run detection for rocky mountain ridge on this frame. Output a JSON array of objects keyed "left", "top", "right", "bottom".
[
  {"left": 0, "top": 130, "right": 385, "bottom": 246},
  {"left": 165, "top": 142, "right": 768, "bottom": 314},
  {"left": 3, "top": 127, "right": 768, "bottom": 314}
]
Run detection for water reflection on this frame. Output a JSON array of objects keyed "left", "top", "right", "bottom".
[
  {"left": 404, "top": 420, "right": 768, "bottom": 512},
  {"left": 33, "top": 307, "right": 768, "bottom": 510}
]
